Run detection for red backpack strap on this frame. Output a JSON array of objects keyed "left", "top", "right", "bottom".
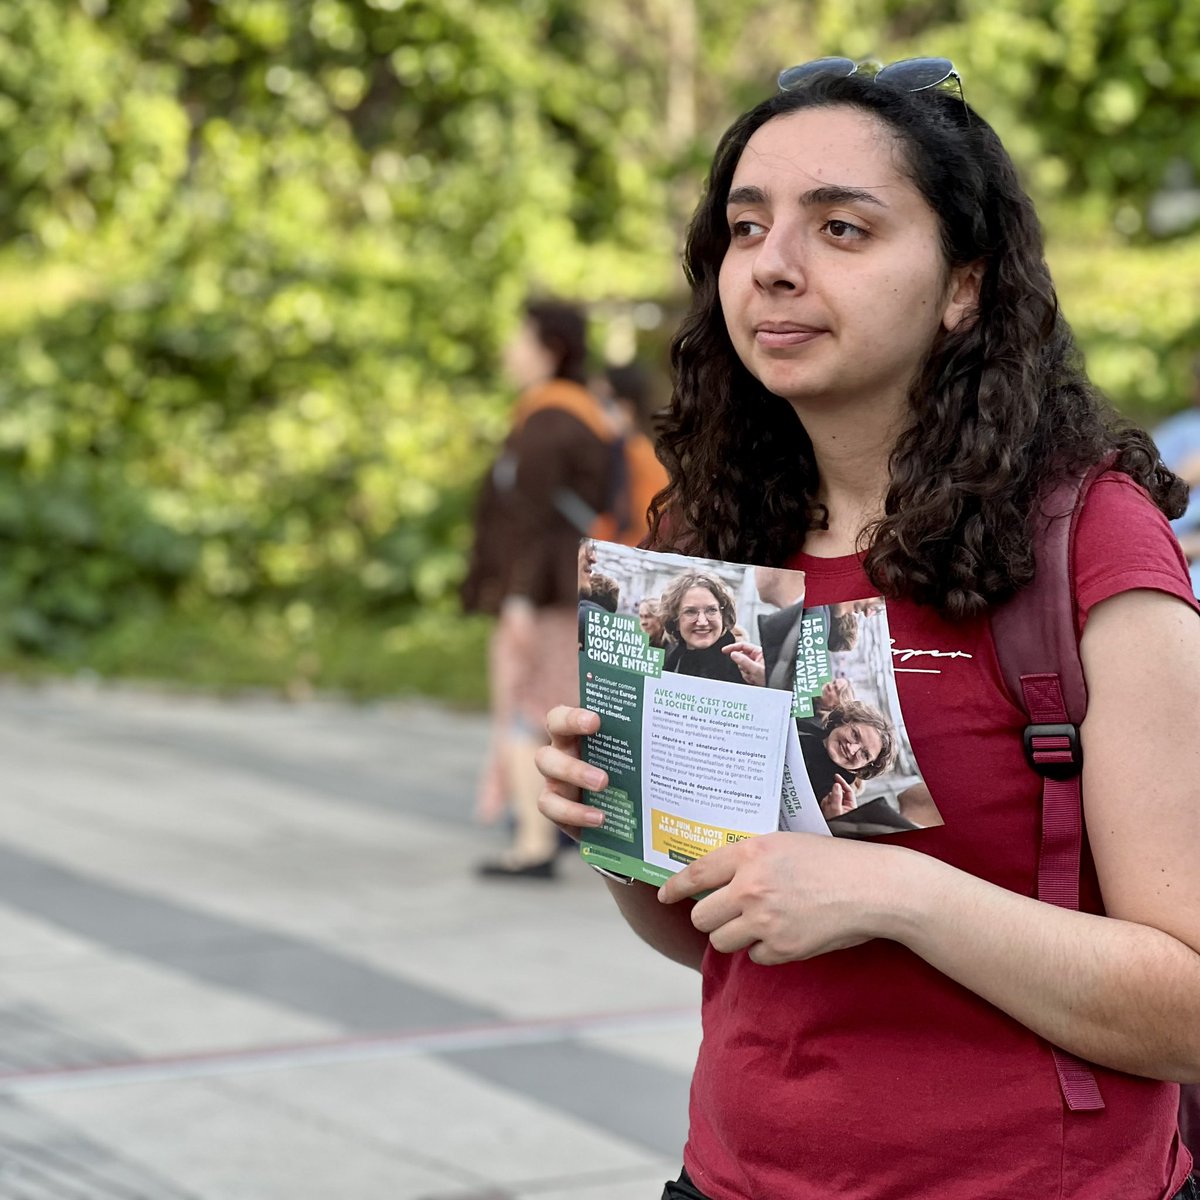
[{"left": 990, "top": 458, "right": 1116, "bottom": 1113}]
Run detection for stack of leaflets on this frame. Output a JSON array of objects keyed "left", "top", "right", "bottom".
[{"left": 575, "top": 541, "right": 942, "bottom": 887}]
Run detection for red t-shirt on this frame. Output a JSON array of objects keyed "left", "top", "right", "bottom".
[{"left": 684, "top": 474, "right": 1199, "bottom": 1200}]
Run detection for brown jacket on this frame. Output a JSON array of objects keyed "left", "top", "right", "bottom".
[{"left": 461, "top": 380, "right": 615, "bottom": 614}]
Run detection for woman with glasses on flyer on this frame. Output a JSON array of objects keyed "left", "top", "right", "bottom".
[
  {"left": 659, "top": 571, "right": 754, "bottom": 685},
  {"left": 535, "top": 59, "right": 1200, "bottom": 1200}
]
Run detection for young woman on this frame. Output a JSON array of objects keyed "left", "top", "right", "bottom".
[
  {"left": 535, "top": 60, "right": 1200, "bottom": 1199},
  {"left": 462, "top": 299, "right": 614, "bottom": 879}
]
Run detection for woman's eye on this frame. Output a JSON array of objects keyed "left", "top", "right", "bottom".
[
  {"left": 824, "top": 219, "right": 866, "bottom": 240},
  {"left": 731, "top": 219, "right": 765, "bottom": 238}
]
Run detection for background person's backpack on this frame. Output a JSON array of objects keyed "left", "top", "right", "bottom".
[
  {"left": 990, "top": 458, "right": 1200, "bottom": 1164},
  {"left": 591, "top": 427, "right": 669, "bottom": 547},
  {"left": 554, "top": 415, "right": 668, "bottom": 548}
]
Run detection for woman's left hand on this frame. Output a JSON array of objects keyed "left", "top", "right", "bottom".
[{"left": 658, "top": 832, "right": 910, "bottom": 965}]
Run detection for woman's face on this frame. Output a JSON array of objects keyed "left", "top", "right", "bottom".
[
  {"left": 503, "top": 319, "right": 555, "bottom": 391},
  {"left": 676, "top": 586, "right": 724, "bottom": 649},
  {"left": 716, "top": 105, "right": 979, "bottom": 418},
  {"left": 826, "top": 720, "right": 884, "bottom": 772},
  {"left": 638, "top": 603, "right": 664, "bottom": 640}
]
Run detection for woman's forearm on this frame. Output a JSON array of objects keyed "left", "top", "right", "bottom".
[
  {"left": 883, "top": 849, "right": 1200, "bottom": 1081},
  {"left": 605, "top": 877, "right": 707, "bottom": 971}
]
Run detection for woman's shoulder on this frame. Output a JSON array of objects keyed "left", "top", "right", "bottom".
[{"left": 1072, "top": 468, "right": 1198, "bottom": 629}]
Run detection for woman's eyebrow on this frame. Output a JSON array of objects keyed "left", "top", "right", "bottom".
[
  {"left": 726, "top": 185, "right": 768, "bottom": 207},
  {"left": 801, "top": 185, "right": 886, "bottom": 209},
  {"left": 725, "top": 184, "right": 886, "bottom": 209}
]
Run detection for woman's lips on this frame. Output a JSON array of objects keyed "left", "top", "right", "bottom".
[{"left": 755, "top": 327, "right": 826, "bottom": 348}]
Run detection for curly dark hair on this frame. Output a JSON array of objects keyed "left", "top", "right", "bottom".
[
  {"left": 588, "top": 572, "right": 620, "bottom": 612},
  {"left": 828, "top": 611, "right": 859, "bottom": 653},
  {"left": 648, "top": 73, "right": 1185, "bottom": 620}
]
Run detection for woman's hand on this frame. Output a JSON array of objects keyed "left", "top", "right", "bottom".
[
  {"left": 658, "top": 831, "right": 909, "bottom": 965},
  {"left": 819, "top": 776, "right": 858, "bottom": 818},
  {"left": 534, "top": 705, "right": 609, "bottom": 843},
  {"left": 722, "top": 640, "right": 766, "bottom": 686}
]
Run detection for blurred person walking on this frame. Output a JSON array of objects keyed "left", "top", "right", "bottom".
[{"left": 462, "top": 299, "right": 616, "bottom": 879}]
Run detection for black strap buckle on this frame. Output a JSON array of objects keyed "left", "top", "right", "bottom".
[{"left": 1023, "top": 723, "right": 1083, "bottom": 781}]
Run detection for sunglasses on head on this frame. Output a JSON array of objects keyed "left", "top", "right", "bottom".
[{"left": 777, "top": 56, "right": 966, "bottom": 115}]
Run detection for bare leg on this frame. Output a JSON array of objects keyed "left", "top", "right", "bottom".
[
  {"left": 505, "top": 731, "right": 560, "bottom": 864},
  {"left": 475, "top": 626, "right": 515, "bottom": 824}
]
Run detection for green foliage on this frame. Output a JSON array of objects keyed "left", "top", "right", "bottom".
[
  {"left": 0, "top": 0, "right": 1195, "bottom": 693},
  {"left": 0, "top": 0, "right": 689, "bottom": 662}
]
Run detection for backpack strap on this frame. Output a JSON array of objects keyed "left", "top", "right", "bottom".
[{"left": 990, "top": 458, "right": 1116, "bottom": 1114}]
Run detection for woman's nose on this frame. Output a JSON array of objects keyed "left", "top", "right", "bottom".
[{"left": 752, "top": 225, "right": 807, "bottom": 293}]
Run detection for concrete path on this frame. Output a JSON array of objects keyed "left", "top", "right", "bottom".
[{"left": 0, "top": 681, "right": 700, "bottom": 1199}]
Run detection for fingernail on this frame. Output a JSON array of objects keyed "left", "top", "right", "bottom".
[
  {"left": 585, "top": 769, "right": 606, "bottom": 789},
  {"left": 656, "top": 886, "right": 666, "bottom": 901},
  {"left": 586, "top": 810, "right": 604, "bottom": 826}
]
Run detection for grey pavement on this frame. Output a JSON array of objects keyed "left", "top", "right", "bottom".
[{"left": 0, "top": 680, "right": 701, "bottom": 1199}]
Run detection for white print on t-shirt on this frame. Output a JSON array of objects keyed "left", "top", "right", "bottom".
[{"left": 890, "top": 640, "right": 973, "bottom": 674}]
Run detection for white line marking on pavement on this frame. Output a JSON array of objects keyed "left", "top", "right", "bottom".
[{"left": 0, "top": 1006, "right": 698, "bottom": 1095}]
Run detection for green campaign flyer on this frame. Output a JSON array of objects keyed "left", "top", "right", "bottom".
[
  {"left": 577, "top": 543, "right": 816, "bottom": 887},
  {"left": 575, "top": 540, "right": 945, "bottom": 886}
]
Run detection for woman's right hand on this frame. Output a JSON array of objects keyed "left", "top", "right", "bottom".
[
  {"left": 722, "top": 640, "right": 766, "bottom": 686},
  {"left": 535, "top": 706, "right": 609, "bottom": 843},
  {"left": 819, "top": 776, "right": 859, "bottom": 819}
]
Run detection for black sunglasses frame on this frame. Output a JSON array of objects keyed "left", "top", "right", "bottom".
[{"left": 777, "top": 56, "right": 967, "bottom": 117}]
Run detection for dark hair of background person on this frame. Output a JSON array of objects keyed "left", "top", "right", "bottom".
[
  {"left": 525, "top": 297, "right": 589, "bottom": 385},
  {"left": 649, "top": 72, "right": 1187, "bottom": 621},
  {"left": 588, "top": 572, "right": 620, "bottom": 612},
  {"left": 828, "top": 610, "right": 859, "bottom": 653},
  {"left": 606, "top": 361, "right": 659, "bottom": 436}
]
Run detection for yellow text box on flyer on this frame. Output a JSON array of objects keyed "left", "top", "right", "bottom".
[{"left": 649, "top": 809, "right": 752, "bottom": 865}]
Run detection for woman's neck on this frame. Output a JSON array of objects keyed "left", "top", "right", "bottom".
[{"left": 793, "top": 395, "right": 907, "bottom": 558}]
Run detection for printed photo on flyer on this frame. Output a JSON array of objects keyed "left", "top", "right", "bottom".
[
  {"left": 792, "top": 596, "right": 943, "bottom": 838},
  {"left": 576, "top": 540, "right": 822, "bottom": 886}
]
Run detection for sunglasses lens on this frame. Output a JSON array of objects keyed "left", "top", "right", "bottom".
[
  {"left": 875, "top": 56, "right": 954, "bottom": 91},
  {"left": 777, "top": 57, "right": 856, "bottom": 91}
]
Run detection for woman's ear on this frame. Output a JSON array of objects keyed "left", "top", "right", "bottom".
[{"left": 942, "top": 259, "right": 986, "bottom": 332}]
